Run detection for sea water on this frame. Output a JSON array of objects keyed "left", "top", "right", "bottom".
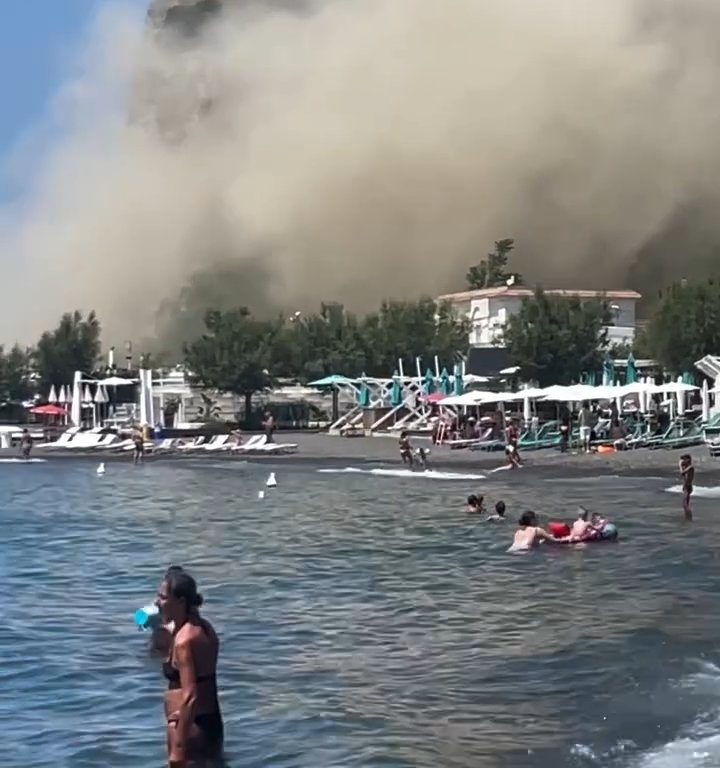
[{"left": 1, "top": 459, "right": 720, "bottom": 767}]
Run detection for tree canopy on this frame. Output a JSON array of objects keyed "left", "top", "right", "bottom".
[
  {"left": 35, "top": 310, "right": 101, "bottom": 393},
  {"left": 0, "top": 345, "right": 33, "bottom": 405},
  {"left": 640, "top": 279, "right": 720, "bottom": 372},
  {"left": 502, "top": 288, "right": 611, "bottom": 386},
  {"left": 466, "top": 238, "right": 523, "bottom": 290}
]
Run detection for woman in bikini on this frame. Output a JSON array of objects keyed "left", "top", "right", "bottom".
[
  {"left": 156, "top": 569, "right": 223, "bottom": 767},
  {"left": 509, "top": 510, "right": 569, "bottom": 552}
]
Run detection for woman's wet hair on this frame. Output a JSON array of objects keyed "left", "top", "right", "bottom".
[
  {"left": 165, "top": 570, "right": 204, "bottom": 610},
  {"left": 467, "top": 495, "right": 478, "bottom": 505},
  {"left": 164, "top": 565, "right": 184, "bottom": 578},
  {"left": 495, "top": 501, "right": 506, "bottom": 515},
  {"left": 519, "top": 510, "right": 537, "bottom": 527}
]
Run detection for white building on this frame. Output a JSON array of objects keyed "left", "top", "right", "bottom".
[{"left": 437, "top": 287, "right": 642, "bottom": 348}]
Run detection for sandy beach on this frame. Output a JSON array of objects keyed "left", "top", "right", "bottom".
[{"left": 4, "top": 431, "right": 719, "bottom": 482}]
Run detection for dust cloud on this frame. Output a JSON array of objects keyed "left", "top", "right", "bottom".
[{"left": 3, "top": 0, "right": 720, "bottom": 347}]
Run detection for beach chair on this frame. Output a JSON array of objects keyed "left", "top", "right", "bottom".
[
  {"left": 648, "top": 419, "right": 703, "bottom": 450},
  {"left": 231, "top": 435, "right": 266, "bottom": 453},
  {"left": 519, "top": 420, "right": 561, "bottom": 451},
  {"left": 176, "top": 436, "right": 208, "bottom": 451},
  {"left": 203, "top": 435, "right": 230, "bottom": 451}
]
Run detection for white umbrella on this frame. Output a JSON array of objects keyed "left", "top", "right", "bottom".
[
  {"left": 57, "top": 386, "right": 67, "bottom": 404},
  {"left": 439, "top": 391, "right": 493, "bottom": 406},
  {"left": 83, "top": 385, "right": 93, "bottom": 404},
  {"left": 463, "top": 374, "right": 490, "bottom": 386},
  {"left": 48, "top": 385, "right": 57, "bottom": 404},
  {"left": 702, "top": 379, "right": 710, "bottom": 423},
  {"left": 94, "top": 386, "right": 108, "bottom": 404}
]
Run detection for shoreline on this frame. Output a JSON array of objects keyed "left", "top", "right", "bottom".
[{"left": 3, "top": 432, "right": 719, "bottom": 482}]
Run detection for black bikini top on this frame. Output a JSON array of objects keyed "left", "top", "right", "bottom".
[{"left": 163, "top": 661, "right": 216, "bottom": 690}]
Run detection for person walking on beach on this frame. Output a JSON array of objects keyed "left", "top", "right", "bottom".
[
  {"left": 19, "top": 429, "right": 32, "bottom": 461},
  {"left": 679, "top": 454, "right": 694, "bottom": 521},
  {"left": 132, "top": 427, "right": 145, "bottom": 465},
  {"left": 579, "top": 403, "right": 592, "bottom": 454}
]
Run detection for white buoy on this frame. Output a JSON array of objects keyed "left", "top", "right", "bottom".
[
  {"left": 97, "top": 462, "right": 105, "bottom": 475},
  {"left": 258, "top": 490, "right": 265, "bottom": 499},
  {"left": 266, "top": 472, "right": 277, "bottom": 488}
]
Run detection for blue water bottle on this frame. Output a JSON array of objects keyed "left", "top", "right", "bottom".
[{"left": 134, "top": 603, "right": 162, "bottom": 631}]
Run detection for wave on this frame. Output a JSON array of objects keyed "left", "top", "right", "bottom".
[
  {"left": 665, "top": 485, "right": 720, "bottom": 498},
  {"left": 0, "top": 458, "right": 47, "bottom": 464},
  {"left": 317, "top": 467, "right": 486, "bottom": 481}
]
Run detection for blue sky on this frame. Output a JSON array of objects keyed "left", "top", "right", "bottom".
[{"left": 0, "top": 0, "right": 146, "bottom": 200}]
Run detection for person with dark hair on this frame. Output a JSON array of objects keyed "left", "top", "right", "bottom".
[
  {"left": 150, "top": 566, "right": 185, "bottom": 656},
  {"left": 679, "top": 454, "right": 694, "bottom": 521},
  {"left": 508, "top": 510, "right": 569, "bottom": 551},
  {"left": 487, "top": 500, "right": 507, "bottom": 521},
  {"left": 466, "top": 495, "right": 484, "bottom": 514},
  {"left": 156, "top": 569, "right": 223, "bottom": 766}
]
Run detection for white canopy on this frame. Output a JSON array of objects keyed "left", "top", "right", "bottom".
[
  {"left": 99, "top": 376, "right": 138, "bottom": 386},
  {"left": 649, "top": 381, "right": 698, "bottom": 394},
  {"left": 439, "top": 391, "right": 495, "bottom": 406}
]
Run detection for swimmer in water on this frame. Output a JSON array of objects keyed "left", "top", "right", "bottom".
[
  {"left": 509, "top": 510, "right": 569, "bottom": 552},
  {"left": 487, "top": 500, "right": 507, "bottom": 521},
  {"left": 679, "top": 454, "right": 694, "bottom": 521},
  {"left": 466, "top": 494, "right": 485, "bottom": 514},
  {"left": 590, "top": 512, "right": 607, "bottom": 533}
]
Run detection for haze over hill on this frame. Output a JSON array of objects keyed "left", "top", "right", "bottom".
[{"left": 3, "top": 0, "right": 720, "bottom": 346}]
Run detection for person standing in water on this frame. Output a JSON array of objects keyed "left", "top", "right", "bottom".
[
  {"left": 509, "top": 510, "right": 569, "bottom": 551},
  {"left": 399, "top": 431, "right": 414, "bottom": 467},
  {"left": 262, "top": 411, "right": 275, "bottom": 443},
  {"left": 487, "top": 501, "right": 507, "bottom": 521},
  {"left": 132, "top": 426, "right": 145, "bottom": 465},
  {"left": 156, "top": 569, "right": 223, "bottom": 767},
  {"left": 679, "top": 454, "right": 694, "bottom": 521}
]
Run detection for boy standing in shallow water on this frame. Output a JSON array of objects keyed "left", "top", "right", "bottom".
[{"left": 679, "top": 454, "right": 695, "bottom": 521}]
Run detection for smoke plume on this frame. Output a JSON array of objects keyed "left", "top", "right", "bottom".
[{"left": 4, "top": 0, "right": 720, "bottom": 347}]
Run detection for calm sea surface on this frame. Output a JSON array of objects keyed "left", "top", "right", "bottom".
[{"left": 2, "top": 457, "right": 720, "bottom": 767}]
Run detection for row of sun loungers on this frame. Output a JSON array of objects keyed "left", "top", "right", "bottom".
[{"left": 37, "top": 429, "right": 298, "bottom": 455}]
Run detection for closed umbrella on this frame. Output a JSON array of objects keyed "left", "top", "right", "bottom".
[
  {"left": 48, "top": 385, "right": 58, "bottom": 404},
  {"left": 357, "top": 374, "right": 370, "bottom": 408},
  {"left": 602, "top": 355, "right": 615, "bottom": 386},
  {"left": 57, "top": 386, "right": 67, "bottom": 405},
  {"left": 439, "top": 368, "right": 452, "bottom": 396},
  {"left": 702, "top": 379, "right": 710, "bottom": 423},
  {"left": 390, "top": 373, "right": 403, "bottom": 407},
  {"left": 423, "top": 368, "right": 435, "bottom": 395},
  {"left": 625, "top": 354, "right": 637, "bottom": 384},
  {"left": 83, "top": 385, "right": 93, "bottom": 404},
  {"left": 453, "top": 364, "right": 463, "bottom": 396}
]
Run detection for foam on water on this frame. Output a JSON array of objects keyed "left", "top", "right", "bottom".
[
  {"left": 665, "top": 485, "right": 720, "bottom": 498},
  {"left": 0, "top": 458, "right": 47, "bottom": 464},
  {"left": 317, "top": 467, "right": 486, "bottom": 481}
]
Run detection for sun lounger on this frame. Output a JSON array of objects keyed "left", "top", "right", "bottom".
[
  {"left": 231, "top": 435, "right": 266, "bottom": 452},
  {"left": 203, "top": 435, "right": 230, "bottom": 451},
  {"left": 648, "top": 420, "right": 703, "bottom": 450},
  {"left": 176, "top": 437, "right": 208, "bottom": 451},
  {"left": 233, "top": 435, "right": 298, "bottom": 455}
]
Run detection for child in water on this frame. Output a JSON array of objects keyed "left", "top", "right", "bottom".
[
  {"left": 679, "top": 454, "right": 694, "bottom": 521},
  {"left": 487, "top": 501, "right": 507, "bottom": 521},
  {"left": 466, "top": 495, "right": 485, "bottom": 514}
]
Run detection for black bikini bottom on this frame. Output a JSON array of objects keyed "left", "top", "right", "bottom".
[{"left": 195, "top": 711, "right": 224, "bottom": 748}]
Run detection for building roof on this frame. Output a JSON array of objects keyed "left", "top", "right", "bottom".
[{"left": 437, "top": 286, "right": 642, "bottom": 303}]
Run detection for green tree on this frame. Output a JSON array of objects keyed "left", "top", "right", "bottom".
[
  {"left": 642, "top": 279, "right": 720, "bottom": 372},
  {"left": 361, "top": 298, "right": 469, "bottom": 375},
  {"left": 503, "top": 288, "right": 611, "bottom": 386},
  {"left": 184, "top": 308, "right": 280, "bottom": 423},
  {"left": 466, "top": 238, "right": 523, "bottom": 290},
  {"left": 35, "top": 311, "right": 101, "bottom": 394},
  {"left": 0, "top": 345, "right": 34, "bottom": 404}
]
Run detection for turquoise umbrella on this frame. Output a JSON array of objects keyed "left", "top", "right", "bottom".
[
  {"left": 681, "top": 371, "right": 695, "bottom": 385},
  {"left": 581, "top": 371, "right": 596, "bottom": 386},
  {"left": 439, "top": 368, "right": 452, "bottom": 396},
  {"left": 423, "top": 368, "right": 435, "bottom": 395},
  {"left": 602, "top": 355, "right": 615, "bottom": 386},
  {"left": 357, "top": 374, "right": 370, "bottom": 407},
  {"left": 308, "top": 375, "right": 356, "bottom": 388},
  {"left": 453, "top": 364, "right": 463, "bottom": 396},
  {"left": 390, "top": 372, "right": 403, "bottom": 407},
  {"left": 625, "top": 354, "right": 637, "bottom": 384}
]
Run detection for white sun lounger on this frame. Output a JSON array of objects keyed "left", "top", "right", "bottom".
[
  {"left": 203, "top": 435, "right": 230, "bottom": 451},
  {"left": 231, "top": 435, "right": 266, "bottom": 452},
  {"left": 176, "top": 436, "right": 208, "bottom": 451},
  {"left": 236, "top": 435, "right": 298, "bottom": 455}
]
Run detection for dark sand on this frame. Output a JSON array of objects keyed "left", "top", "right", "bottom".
[{"left": 4, "top": 432, "right": 719, "bottom": 482}]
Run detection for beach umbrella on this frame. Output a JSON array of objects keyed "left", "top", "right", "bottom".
[
  {"left": 676, "top": 377, "right": 687, "bottom": 416},
  {"left": 423, "top": 368, "right": 435, "bottom": 395},
  {"left": 702, "top": 379, "right": 710, "bottom": 423},
  {"left": 357, "top": 374, "right": 370, "bottom": 408},
  {"left": 308, "top": 375, "right": 356, "bottom": 388},
  {"left": 523, "top": 391, "right": 532, "bottom": 425},
  {"left": 453, "top": 364, "right": 463, "bottom": 396},
  {"left": 94, "top": 385, "right": 108, "bottom": 404},
  {"left": 602, "top": 355, "right": 615, "bottom": 386},
  {"left": 681, "top": 371, "right": 695, "bottom": 385},
  {"left": 47, "top": 385, "right": 57, "bottom": 404},
  {"left": 439, "top": 368, "right": 452, "bottom": 396},
  {"left": 625, "top": 354, "right": 637, "bottom": 384},
  {"left": 99, "top": 376, "right": 138, "bottom": 386},
  {"left": 82, "top": 385, "right": 93, "bottom": 404},
  {"left": 390, "top": 372, "right": 403, "bottom": 407},
  {"left": 581, "top": 371, "right": 596, "bottom": 386},
  {"left": 30, "top": 404, "right": 67, "bottom": 417},
  {"left": 57, "top": 386, "right": 67, "bottom": 404}
]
